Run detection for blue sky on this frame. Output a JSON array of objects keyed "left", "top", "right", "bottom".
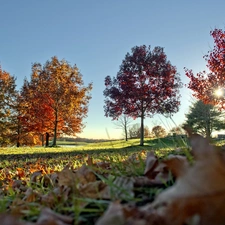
[{"left": 0, "top": 1, "right": 224, "bottom": 139}]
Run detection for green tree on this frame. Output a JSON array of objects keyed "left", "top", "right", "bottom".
[
  {"left": 0, "top": 66, "right": 18, "bottom": 146},
  {"left": 184, "top": 100, "right": 225, "bottom": 138}
]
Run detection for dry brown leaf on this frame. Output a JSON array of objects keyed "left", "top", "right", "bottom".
[
  {"left": 110, "top": 176, "right": 135, "bottom": 200},
  {"left": 144, "top": 151, "right": 159, "bottom": 179},
  {"left": 57, "top": 167, "right": 77, "bottom": 187},
  {"left": 0, "top": 214, "right": 34, "bottom": 225},
  {"left": 133, "top": 176, "right": 165, "bottom": 187},
  {"left": 30, "top": 170, "right": 43, "bottom": 183},
  {"left": 11, "top": 179, "right": 27, "bottom": 192},
  {"left": 95, "top": 201, "right": 125, "bottom": 225},
  {"left": 96, "top": 161, "right": 111, "bottom": 170},
  {"left": 36, "top": 207, "right": 73, "bottom": 225},
  {"left": 96, "top": 201, "right": 166, "bottom": 225},
  {"left": 42, "top": 173, "right": 57, "bottom": 187},
  {"left": 163, "top": 155, "right": 189, "bottom": 178},
  {"left": 144, "top": 151, "right": 172, "bottom": 184},
  {"left": 23, "top": 187, "right": 40, "bottom": 202},
  {"left": 151, "top": 133, "right": 225, "bottom": 225},
  {"left": 86, "top": 155, "right": 94, "bottom": 166},
  {"left": 78, "top": 180, "right": 109, "bottom": 199},
  {"left": 76, "top": 164, "right": 96, "bottom": 185}
]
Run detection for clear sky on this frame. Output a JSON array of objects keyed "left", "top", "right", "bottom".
[{"left": 0, "top": 0, "right": 224, "bottom": 139}]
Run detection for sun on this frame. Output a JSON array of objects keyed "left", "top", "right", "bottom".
[{"left": 215, "top": 88, "right": 224, "bottom": 97}]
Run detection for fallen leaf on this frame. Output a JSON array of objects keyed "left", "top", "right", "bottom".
[
  {"left": 144, "top": 151, "right": 159, "bottom": 179},
  {"left": 95, "top": 201, "right": 125, "bottom": 225},
  {"left": 162, "top": 155, "right": 189, "bottom": 178},
  {"left": 152, "top": 133, "right": 225, "bottom": 225},
  {"left": 76, "top": 164, "right": 96, "bottom": 185},
  {"left": 57, "top": 167, "right": 77, "bottom": 187},
  {"left": 78, "top": 180, "right": 109, "bottom": 199},
  {"left": 30, "top": 170, "right": 43, "bottom": 183},
  {"left": 36, "top": 207, "right": 73, "bottom": 225}
]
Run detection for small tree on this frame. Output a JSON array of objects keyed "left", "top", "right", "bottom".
[
  {"left": 114, "top": 114, "right": 132, "bottom": 141},
  {"left": 152, "top": 125, "right": 167, "bottom": 138},
  {"left": 129, "top": 123, "right": 140, "bottom": 139},
  {"left": 183, "top": 100, "right": 225, "bottom": 138},
  {"left": 142, "top": 125, "right": 151, "bottom": 138},
  {"left": 169, "top": 126, "right": 184, "bottom": 135},
  {"left": 104, "top": 45, "right": 182, "bottom": 146},
  {"left": 129, "top": 123, "right": 151, "bottom": 139}
]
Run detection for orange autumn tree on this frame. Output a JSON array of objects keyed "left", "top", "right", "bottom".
[
  {"left": 21, "top": 56, "right": 92, "bottom": 146},
  {"left": 185, "top": 28, "right": 225, "bottom": 109},
  {"left": 19, "top": 78, "right": 56, "bottom": 146}
]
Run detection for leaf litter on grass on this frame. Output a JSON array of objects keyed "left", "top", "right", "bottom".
[{"left": 0, "top": 130, "right": 225, "bottom": 224}]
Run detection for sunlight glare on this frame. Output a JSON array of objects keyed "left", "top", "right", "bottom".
[{"left": 215, "top": 88, "right": 224, "bottom": 97}]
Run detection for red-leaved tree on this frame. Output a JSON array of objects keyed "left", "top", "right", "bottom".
[
  {"left": 185, "top": 28, "right": 225, "bottom": 109},
  {"left": 104, "top": 45, "right": 182, "bottom": 145}
]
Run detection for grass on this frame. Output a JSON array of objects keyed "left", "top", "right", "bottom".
[{"left": 0, "top": 136, "right": 223, "bottom": 224}]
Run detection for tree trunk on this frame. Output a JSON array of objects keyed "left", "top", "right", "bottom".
[
  {"left": 125, "top": 126, "right": 128, "bottom": 141},
  {"left": 205, "top": 110, "right": 211, "bottom": 139},
  {"left": 16, "top": 124, "right": 20, "bottom": 147},
  {"left": 45, "top": 132, "right": 50, "bottom": 147},
  {"left": 52, "top": 112, "right": 58, "bottom": 146},
  {"left": 140, "top": 115, "right": 144, "bottom": 146},
  {"left": 41, "top": 134, "right": 44, "bottom": 146}
]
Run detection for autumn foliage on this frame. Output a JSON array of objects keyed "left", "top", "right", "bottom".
[
  {"left": 185, "top": 28, "right": 225, "bottom": 109},
  {"left": 104, "top": 45, "right": 182, "bottom": 145},
  {"left": 19, "top": 57, "right": 92, "bottom": 146},
  {"left": 0, "top": 57, "right": 92, "bottom": 147}
]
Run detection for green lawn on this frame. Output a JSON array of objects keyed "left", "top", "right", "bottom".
[{"left": 0, "top": 136, "right": 223, "bottom": 224}]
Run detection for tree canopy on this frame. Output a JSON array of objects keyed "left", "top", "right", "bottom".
[
  {"left": 19, "top": 56, "right": 93, "bottom": 146},
  {"left": 0, "top": 66, "right": 18, "bottom": 146},
  {"left": 152, "top": 125, "right": 167, "bottom": 138},
  {"left": 185, "top": 28, "right": 225, "bottom": 109},
  {"left": 183, "top": 100, "right": 225, "bottom": 138},
  {"left": 104, "top": 45, "right": 182, "bottom": 145}
]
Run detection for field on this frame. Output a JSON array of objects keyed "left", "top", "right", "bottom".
[{"left": 0, "top": 137, "right": 224, "bottom": 224}]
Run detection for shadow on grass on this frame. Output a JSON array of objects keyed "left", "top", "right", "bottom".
[
  {"left": 0, "top": 145, "right": 157, "bottom": 162},
  {"left": 0, "top": 136, "right": 191, "bottom": 163}
]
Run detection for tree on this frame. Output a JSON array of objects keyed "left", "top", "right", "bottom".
[
  {"left": 128, "top": 123, "right": 140, "bottom": 139},
  {"left": 169, "top": 125, "right": 184, "bottom": 135},
  {"left": 183, "top": 100, "right": 225, "bottom": 138},
  {"left": 104, "top": 45, "right": 182, "bottom": 146},
  {"left": 129, "top": 123, "right": 150, "bottom": 139},
  {"left": 185, "top": 28, "right": 225, "bottom": 109},
  {"left": 0, "top": 66, "right": 18, "bottom": 146},
  {"left": 20, "top": 56, "right": 92, "bottom": 146},
  {"left": 19, "top": 79, "right": 56, "bottom": 146},
  {"left": 114, "top": 114, "right": 133, "bottom": 141},
  {"left": 152, "top": 125, "right": 167, "bottom": 138},
  {"left": 142, "top": 125, "right": 151, "bottom": 138}
]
